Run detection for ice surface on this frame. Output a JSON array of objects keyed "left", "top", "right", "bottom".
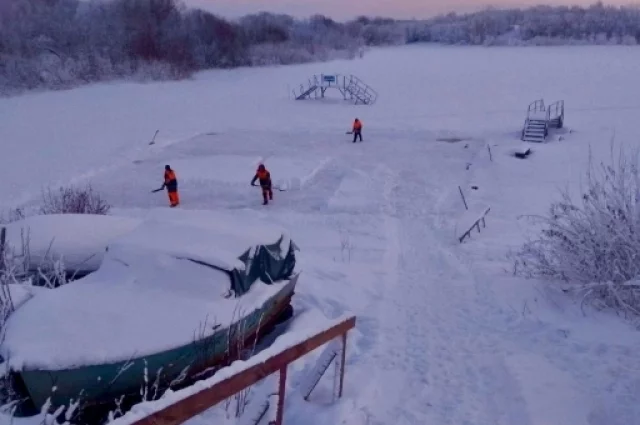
[
  {"left": 327, "top": 170, "right": 377, "bottom": 210},
  {"left": 2, "top": 45, "right": 640, "bottom": 425},
  {"left": 166, "top": 155, "right": 263, "bottom": 185},
  {"left": 165, "top": 154, "right": 328, "bottom": 192}
]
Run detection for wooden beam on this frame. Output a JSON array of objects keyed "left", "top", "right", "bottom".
[
  {"left": 274, "top": 367, "right": 287, "bottom": 425},
  {"left": 338, "top": 332, "right": 347, "bottom": 398},
  {"left": 129, "top": 316, "right": 356, "bottom": 425},
  {"left": 0, "top": 227, "right": 5, "bottom": 275}
]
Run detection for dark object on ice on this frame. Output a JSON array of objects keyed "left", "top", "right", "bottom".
[
  {"left": 149, "top": 129, "right": 159, "bottom": 145},
  {"left": 514, "top": 147, "right": 532, "bottom": 159},
  {"left": 471, "top": 186, "right": 479, "bottom": 190},
  {"left": 436, "top": 137, "right": 465, "bottom": 143}
]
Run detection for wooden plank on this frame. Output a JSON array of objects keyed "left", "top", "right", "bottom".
[
  {"left": 338, "top": 332, "right": 347, "bottom": 398},
  {"left": 274, "top": 367, "right": 287, "bottom": 425},
  {"left": 130, "top": 316, "right": 357, "bottom": 425},
  {"left": 458, "top": 207, "right": 491, "bottom": 243},
  {"left": 0, "top": 227, "right": 5, "bottom": 275}
]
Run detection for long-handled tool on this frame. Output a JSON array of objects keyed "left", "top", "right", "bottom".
[
  {"left": 252, "top": 183, "right": 286, "bottom": 192},
  {"left": 151, "top": 185, "right": 164, "bottom": 193},
  {"left": 149, "top": 129, "right": 159, "bottom": 145}
]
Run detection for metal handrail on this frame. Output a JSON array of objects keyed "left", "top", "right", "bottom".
[
  {"left": 547, "top": 100, "right": 564, "bottom": 120},
  {"left": 527, "top": 99, "right": 545, "bottom": 118},
  {"left": 293, "top": 73, "right": 378, "bottom": 104}
]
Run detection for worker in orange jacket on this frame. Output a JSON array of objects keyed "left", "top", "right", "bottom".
[
  {"left": 352, "top": 118, "right": 363, "bottom": 143},
  {"left": 163, "top": 165, "right": 179, "bottom": 207},
  {"left": 251, "top": 164, "right": 273, "bottom": 205}
]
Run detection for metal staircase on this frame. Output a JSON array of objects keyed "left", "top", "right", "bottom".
[
  {"left": 292, "top": 74, "right": 378, "bottom": 105},
  {"left": 547, "top": 100, "right": 564, "bottom": 129},
  {"left": 343, "top": 74, "right": 377, "bottom": 105},
  {"left": 521, "top": 99, "right": 564, "bottom": 142}
]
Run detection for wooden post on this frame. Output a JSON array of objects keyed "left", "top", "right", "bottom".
[
  {"left": 275, "top": 366, "right": 287, "bottom": 425},
  {"left": 129, "top": 316, "right": 356, "bottom": 425},
  {"left": 458, "top": 186, "right": 468, "bottom": 210},
  {"left": 0, "top": 227, "right": 6, "bottom": 275},
  {"left": 338, "top": 332, "right": 347, "bottom": 398}
]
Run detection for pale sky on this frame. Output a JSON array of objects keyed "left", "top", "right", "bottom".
[{"left": 184, "top": 0, "right": 630, "bottom": 20}]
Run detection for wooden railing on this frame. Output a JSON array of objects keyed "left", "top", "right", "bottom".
[
  {"left": 458, "top": 206, "right": 491, "bottom": 243},
  {"left": 117, "top": 315, "right": 357, "bottom": 425}
]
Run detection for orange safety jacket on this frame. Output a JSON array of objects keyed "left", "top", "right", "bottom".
[
  {"left": 164, "top": 170, "right": 178, "bottom": 192},
  {"left": 252, "top": 169, "right": 271, "bottom": 187}
]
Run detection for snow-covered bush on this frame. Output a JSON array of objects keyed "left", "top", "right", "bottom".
[
  {"left": 39, "top": 185, "right": 110, "bottom": 216},
  {"left": 516, "top": 143, "right": 640, "bottom": 316}
]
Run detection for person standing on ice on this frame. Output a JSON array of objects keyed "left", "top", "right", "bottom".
[
  {"left": 352, "top": 118, "right": 363, "bottom": 143},
  {"left": 162, "top": 165, "right": 179, "bottom": 207},
  {"left": 251, "top": 164, "right": 273, "bottom": 205}
]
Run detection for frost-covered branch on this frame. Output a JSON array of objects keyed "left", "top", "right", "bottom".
[
  {"left": 39, "top": 185, "right": 110, "bottom": 215},
  {"left": 0, "top": 0, "right": 402, "bottom": 96},
  {"left": 406, "top": 4, "right": 640, "bottom": 46},
  {"left": 516, "top": 142, "right": 640, "bottom": 317}
]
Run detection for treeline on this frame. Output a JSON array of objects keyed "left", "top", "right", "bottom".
[
  {"left": 2, "top": 0, "right": 639, "bottom": 96},
  {"left": 0, "top": 0, "right": 404, "bottom": 95},
  {"left": 407, "top": 3, "right": 640, "bottom": 45}
]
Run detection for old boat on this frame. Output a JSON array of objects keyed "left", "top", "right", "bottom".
[{"left": 0, "top": 213, "right": 299, "bottom": 416}]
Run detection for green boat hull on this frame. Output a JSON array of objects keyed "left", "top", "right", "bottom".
[{"left": 13, "top": 276, "right": 297, "bottom": 416}]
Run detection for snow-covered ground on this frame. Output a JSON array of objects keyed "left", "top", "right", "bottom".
[{"left": 2, "top": 44, "right": 640, "bottom": 424}]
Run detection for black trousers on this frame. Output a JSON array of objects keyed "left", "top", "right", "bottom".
[
  {"left": 352, "top": 130, "right": 362, "bottom": 143},
  {"left": 261, "top": 185, "right": 273, "bottom": 202}
]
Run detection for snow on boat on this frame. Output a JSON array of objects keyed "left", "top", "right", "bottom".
[
  {"left": 0, "top": 214, "right": 299, "bottom": 415},
  {"left": 2, "top": 214, "right": 143, "bottom": 281}
]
